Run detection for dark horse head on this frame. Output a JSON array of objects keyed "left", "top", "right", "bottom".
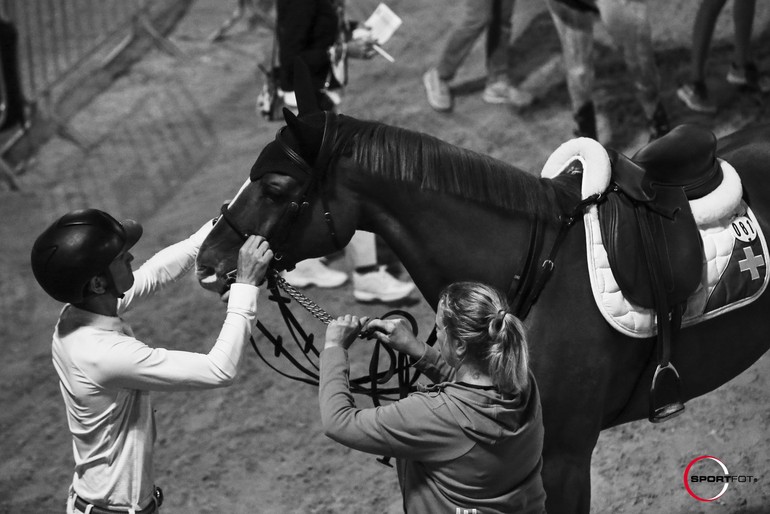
[
  {"left": 195, "top": 59, "right": 579, "bottom": 298},
  {"left": 196, "top": 62, "right": 366, "bottom": 296}
]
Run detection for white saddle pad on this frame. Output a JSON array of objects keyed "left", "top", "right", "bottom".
[{"left": 542, "top": 138, "right": 769, "bottom": 338}]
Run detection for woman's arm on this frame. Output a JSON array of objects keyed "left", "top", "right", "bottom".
[{"left": 319, "top": 346, "right": 466, "bottom": 460}]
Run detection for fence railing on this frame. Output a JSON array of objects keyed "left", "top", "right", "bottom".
[{"left": 0, "top": 0, "right": 188, "bottom": 190}]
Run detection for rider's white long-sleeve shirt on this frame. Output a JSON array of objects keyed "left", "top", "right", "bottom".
[{"left": 52, "top": 230, "right": 258, "bottom": 510}]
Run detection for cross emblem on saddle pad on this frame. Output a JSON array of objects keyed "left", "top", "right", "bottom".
[{"left": 739, "top": 246, "right": 766, "bottom": 280}]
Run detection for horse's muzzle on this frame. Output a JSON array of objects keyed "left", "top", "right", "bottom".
[{"left": 196, "top": 265, "right": 228, "bottom": 294}]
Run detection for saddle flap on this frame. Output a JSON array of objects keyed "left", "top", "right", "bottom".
[{"left": 599, "top": 188, "right": 705, "bottom": 308}]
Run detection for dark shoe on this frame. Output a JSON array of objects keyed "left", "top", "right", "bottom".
[
  {"left": 676, "top": 81, "right": 716, "bottom": 114},
  {"left": 647, "top": 102, "right": 670, "bottom": 141},
  {"left": 573, "top": 101, "right": 597, "bottom": 140},
  {"left": 726, "top": 62, "right": 770, "bottom": 93}
]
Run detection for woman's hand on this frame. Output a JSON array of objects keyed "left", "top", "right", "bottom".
[
  {"left": 363, "top": 318, "right": 424, "bottom": 360},
  {"left": 325, "top": 315, "right": 370, "bottom": 350}
]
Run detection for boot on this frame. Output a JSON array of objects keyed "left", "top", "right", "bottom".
[
  {"left": 647, "top": 102, "right": 670, "bottom": 141},
  {"left": 573, "top": 102, "right": 597, "bottom": 140}
]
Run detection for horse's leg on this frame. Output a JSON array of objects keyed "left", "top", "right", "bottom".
[
  {"left": 542, "top": 452, "right": 593, "bottom": 514},
  {"left": 541, "top": 422, "right": 600, "bottom": 514}
]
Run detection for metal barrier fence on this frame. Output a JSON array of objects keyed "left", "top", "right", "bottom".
[{"left": 0, "top": 0, "right": 185, "bottom": 190}]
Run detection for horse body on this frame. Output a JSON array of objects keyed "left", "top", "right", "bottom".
[{"left": 195, "top": 113, "right": 770, "bottom": 513}]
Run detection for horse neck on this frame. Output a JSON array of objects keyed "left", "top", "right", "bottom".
[{"left": 350, "top": 175, "right": 542, "bottom": 308}]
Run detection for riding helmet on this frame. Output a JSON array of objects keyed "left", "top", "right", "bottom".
[{"left": 30, "top": 208, "right": 143, "bottom": 303}]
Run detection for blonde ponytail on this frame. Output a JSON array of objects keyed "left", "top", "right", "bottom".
[
  {"left": 486, "top": 311, "right": 530, "bottom": 395},
  {"left": 439, "top": 282, "right": 531, "bottom": 395}
]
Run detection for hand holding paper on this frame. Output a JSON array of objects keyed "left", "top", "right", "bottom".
[{"left": 362, "top": 3, "right": 402, "bottom": 62}]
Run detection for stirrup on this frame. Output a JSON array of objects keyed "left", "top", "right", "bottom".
[{"left": 649, "top": 362, "right": 685, "bottom": 423}]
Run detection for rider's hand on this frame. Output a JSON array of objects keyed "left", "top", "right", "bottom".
[
  {"left": 325, "top": 315, "right": 370, "bottom": 350},
  {"left": 235, "top": 235, "right": 273, "bottom": 286},
  {"left": 364, "top": 318, "right": 424, "bottom": 359}
]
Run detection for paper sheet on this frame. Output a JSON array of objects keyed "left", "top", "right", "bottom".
[{"left": 364, "top": 3, "right": 402, "bottom": 44}]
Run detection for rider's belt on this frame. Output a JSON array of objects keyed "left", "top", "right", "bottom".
[{"left": 74, "top": 487, "right": 163, "bottom": 514}]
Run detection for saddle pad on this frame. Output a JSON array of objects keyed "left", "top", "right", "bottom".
[
  {"left": 541, "top": 137, "right": 767, "bottom": 337},
  {"left": 585, "top": 200, "right": 769, "bottom": 337}
]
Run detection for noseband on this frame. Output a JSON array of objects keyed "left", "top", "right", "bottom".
[{"left": 218, "top": 111, "right": 343, "bottom": 265}]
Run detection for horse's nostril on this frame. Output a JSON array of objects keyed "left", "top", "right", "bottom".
[{"left": 196, "top": 265, "right": 218, "bottom": 284}]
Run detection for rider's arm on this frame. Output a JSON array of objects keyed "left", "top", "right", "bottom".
[
  {"left": 118, "top": 220, "right": 214, "bottom": 314},
  {"left": 89, "top": 283, "right": 258, "bottom": 391}
]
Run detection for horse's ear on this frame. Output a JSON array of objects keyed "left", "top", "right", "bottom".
[
  {"left": 283, "top": 105, "right": 323, "bottom": 163},
  {"left": 293, "top": 58, "right": 322, "bottom": 117}
]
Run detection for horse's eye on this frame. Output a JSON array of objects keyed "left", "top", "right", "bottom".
[{"left": 263, "top": 185, "right": 286, "bottom": 202}]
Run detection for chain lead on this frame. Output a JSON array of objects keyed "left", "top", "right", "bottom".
[{"left": 269, "top": 269, "right": 335, "bottom": 325}]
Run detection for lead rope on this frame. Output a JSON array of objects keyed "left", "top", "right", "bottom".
[
  {"left": 251, "top": 269, "right": 431, "bottom": 468},
  {"left": 249, "top": 269, "right": 425, "bottom": 399}
]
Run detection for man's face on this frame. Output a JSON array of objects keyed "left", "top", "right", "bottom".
[{"left": 107, "top": 250, "right": 135, "bottom": 295}]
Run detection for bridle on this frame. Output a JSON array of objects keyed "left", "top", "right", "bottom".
[{"left": 218, "top": 111, "right": 344, "bottom": 268}]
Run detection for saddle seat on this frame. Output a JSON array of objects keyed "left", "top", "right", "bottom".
[{"left": 599, "top": 124, "right": 720, "bottom": 309}]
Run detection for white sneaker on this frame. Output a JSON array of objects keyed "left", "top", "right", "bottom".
[
  {"left": 282, "top": 258, "right": 348, "bottom": 288},
  {"left": 353, "top": 266, "right": 415, "bottom": 303},
  {"left": 482, "top": 80, "right": 534, "bottom": 107}
]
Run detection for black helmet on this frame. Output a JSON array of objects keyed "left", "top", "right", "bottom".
[{"left": 30, "top": 209, "right": 143, "bottom": 303}]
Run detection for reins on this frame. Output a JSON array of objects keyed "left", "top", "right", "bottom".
[{"left": 251, "top": 269, "right": 432, "bottom": 401}]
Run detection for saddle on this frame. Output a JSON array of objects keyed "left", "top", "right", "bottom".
[{"left": 598, "top": 124, "right": 722, "bottom": 422}]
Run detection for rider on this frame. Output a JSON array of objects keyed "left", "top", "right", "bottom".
[
  {"left": 30, "top": 209, "right": 273, "bottom": 514},
  {"left": 319, "top": 281, "right": 546, "bottom": 513}
]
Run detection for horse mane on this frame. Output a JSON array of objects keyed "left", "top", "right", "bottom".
[{"left": 334, "top": 115, "right": 582, "bottom": 222}]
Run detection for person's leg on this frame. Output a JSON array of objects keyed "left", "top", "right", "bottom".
[
  {"left": 347, "top": 230, "right": 377, "bottom": 269},
  {"left": 677, "top": 0, "right": 725, "bottom": 113},
  {"left": 486, "top": 0, "right": 514, "bottom": 83},
  {"left": 597, "top": 0, "right": 658, "bottom": 117},
  {"left": 726, "top": 0, "right": 769, "bottom": 92},
  {"left": 482, "top": 0, "right": 533, "bottom": 106},
  {"left": 348, "top": 231, "right": 415, "bottom": 303},
  {"left": 546, "top": 0, "right": 597, "bottom": 138},
  {"left": 436, "top": 0, "right": 494, "bottom": 81},
  {"left": 731, "top": 0, "right": 755, "bottom": 68},
  {"left": 424, "top": 0, "right": 493, "bottom": 111},
  {"left": 691, "top": 0, "right": 728, "bottom": 82},
  {"left": 598, "top": 0, "right": 669, "bottom": 138}
]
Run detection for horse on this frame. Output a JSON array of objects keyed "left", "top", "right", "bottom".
[{"left": 194, "top": 92, "right": 770, "bottom": 512}]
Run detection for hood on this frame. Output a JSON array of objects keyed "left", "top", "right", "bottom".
[{"left": 430, "top": 373, "right": 541, "bottom": 446}]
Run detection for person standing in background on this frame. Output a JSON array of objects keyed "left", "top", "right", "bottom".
[
  {"left": 275, "top": 0, "right": 416, "bottom": 304},
  {"left": 545, "top": 0, "right": 670, "bottom": 141},
  {"left": 677, "top": 0, "right": 770, "bottom": 114},
  {"left": 422, "top": 0, "right": 534, "bottom": 112}
]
